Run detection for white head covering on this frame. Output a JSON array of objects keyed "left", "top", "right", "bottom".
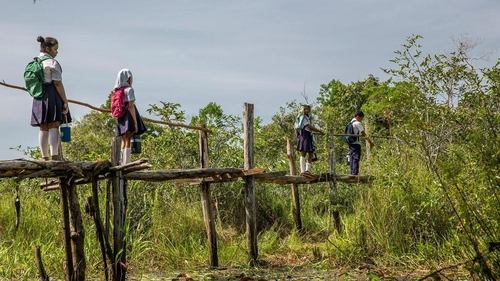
[{"left": 114, "top": 68, "right": 133, "bottom": 89}]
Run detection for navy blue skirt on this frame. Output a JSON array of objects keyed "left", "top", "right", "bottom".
[
  {"left": 296, "top": 129, "right": 315, "bottom": 152},
  {"left": 116, "top": 105, "right": 147, "bottom": 136},
  {"left": 31, "top": 82, "right": 72, "bottom": 127}
]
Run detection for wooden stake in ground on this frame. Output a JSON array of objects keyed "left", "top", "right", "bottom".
[
  {"left": 91, "top": 177, "right": 113, "bottom": 280},
  {"left": 328, "top": 129, "right": 342, "bottom": 233},
  {"left": 286, "top": 138, "right": 303, "bottom": 233},
  {"left": 111, "top": 137, "right": 127, "bottom": 281},
  {"left": 59, "top": 178, "right": 74, "bottom": 281},
  {"left": 67, "top": 179, "right": 86, "bottom": 281},
  {"left": 35, "top": 246, "right": 49, "bottom": 281},
  {"left": 198, "top": 125, "right": 219, "bottom": 267},
  {"left": 243, "top": 103, "right": 258, "bottom": 264}
]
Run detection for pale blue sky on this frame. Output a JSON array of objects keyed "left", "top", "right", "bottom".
[{"left": 1, "top": 0, "right": 499, "bottom": 159}]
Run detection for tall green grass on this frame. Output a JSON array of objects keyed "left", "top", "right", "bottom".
[{"left": 0, "top": 142, "right": 478, "bottom": 279}]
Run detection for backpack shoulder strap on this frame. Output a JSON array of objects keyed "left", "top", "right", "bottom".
[
  {"left": 35, "top": 55, "right": 52, "bottom": 62},
  {"left": 295, "top": 114, "right": 304, "bottom": 129}
]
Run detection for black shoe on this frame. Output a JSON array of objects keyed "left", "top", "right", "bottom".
[{"left": 51, "top": 155, "right": 61, "bottom": 161}]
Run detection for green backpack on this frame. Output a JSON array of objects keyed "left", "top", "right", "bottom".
[{"left": 24, "top": 56, "right": 51, "bottom": 98}]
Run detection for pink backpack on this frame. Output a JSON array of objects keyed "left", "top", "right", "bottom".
[{"left": 111, "top": 86, "right": 128, "bottom": 118}]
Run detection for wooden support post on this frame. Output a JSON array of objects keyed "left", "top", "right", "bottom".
[
  {"left": 286, "top": 138, "right": 303, "bottom": 233},
  {"left": 14, "top": 183, "right": 21, "bottom": 232},
  {"left": 35, "top": 246, "right": 49, "bottom": 281},
  {"left": 328, "top": 130, "right": 342, "bottom": 233},
  {"left": 91, "top": 177, "right": 112, "bottom": 281},
  {"left": 112, "top": 136, "right": 127, "bottom": 281},
  {"left": 67, "top": 179, "right": 86, "bottom": 280},
  {"left": 243, "top": 103, "right": 258, "bottom": 264},
  {"left": 105, "top": 179, "right": 111, "bottom": 249},
  {"left": 364, "top": 120, "right": 371, "bottom": 175},
  {"left": 59, "top": 178, "right": 74, "bottom": 281},
  {"left": 199, "top": 125, "right": 219, "bottom": 267}
]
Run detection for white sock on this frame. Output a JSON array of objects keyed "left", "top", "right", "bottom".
[
  {"left": 121, "top": 148, "right": 131, "bottom": 165},
  {"left": 306, "top": 162, "right": 312, "bottom": 172},
  {"left": 299, "top": 156, "right": 306, "bottom": 173},
  {"left": 120, "top": 149, "right": 125, "bottom": 165},
  {"left": 48, "top": 128, "right": 59, "bottom": 157},
  {"left": 39, "top": 131, "right": 49, "bottom": 158}
]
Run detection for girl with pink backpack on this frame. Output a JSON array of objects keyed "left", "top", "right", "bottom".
[{"left": 111, "top": 69, "right": 146, "bottom": 164}]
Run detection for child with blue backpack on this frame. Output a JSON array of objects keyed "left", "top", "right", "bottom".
[
  {"left": 344, "top": 111, "right": 374, "bottom": 175},
  {"left": 111, "top": 69, "right": 147, "bottom": 165}
]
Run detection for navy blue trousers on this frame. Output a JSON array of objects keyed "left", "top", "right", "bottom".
[{"left": 349, "top": 144, "right": 362, "bottom": 175}]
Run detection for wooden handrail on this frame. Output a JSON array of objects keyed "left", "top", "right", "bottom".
[{"left": 0, "top": 80, "right": 209, "bottom": 132}]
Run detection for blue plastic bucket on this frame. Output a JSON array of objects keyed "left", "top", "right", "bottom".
[{"left": 60, "top": 123, "right": 71, "bottom": 142}]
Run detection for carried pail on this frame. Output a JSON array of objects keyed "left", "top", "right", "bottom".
[
  {"left": 60, "top": 116, "right": 71, "bottom": 142},
  {"left": 131, "top": 135, "right": 141, "bottom": 154}
]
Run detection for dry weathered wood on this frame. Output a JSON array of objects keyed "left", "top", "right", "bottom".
[
  {"left": 198, "top": 125, "right": 219, "bottom": 267},
  {"left": 254, "top": 173, "right": 373, "bottom": 184},
  {"left": 67, "top": 180, "right": 86, "bottom": 281},
  {"left": 109, "top": 158, "right": 149, "bottom": 172},
  {"left": 174, "top": 176, "right": 240, "bottom": 185},
  {"left": 364, "top": 121, "right": 372, "bottom": 175},
  {"left": 125, "top": 168, "right": 246, "bottom": 181},
  {"left": 41, "top": 163, "right": 150, "bottom": 190},
  {"left": 243, "top": 103, "right": 258, "bottom": 264},
  {"left": 1, "top": 80, "right": 209, "bottom": 132},
  {"left": 104, "top": 179, "right": 111, "bottom": 259},
  {"left": 35, "top": 246, "right": 49, "bottom": 281},
  {"left": 142, "top": 117, "right": 210, "bottom": 132},
  {"left": 286, "top": 138, "right": 302, "bottom": 233},
  {"left": 112, "top": 137, "right": 127, "bottom": 281},
  {"left": 122, "top": 163, "right": 152, "bottom": 174},
  {"left": 42, "top": 166, "right": 264, "bottom": 191},
  {"left": 0, "top": 159, "right": 111, "bottom": 179},
  {"left": 36, "top": 164, "right": 370, "bottom": 187},
  {"left": 91, "top": 178, "right": 113, "bottom": 281},
  {"left": 328, "top": 130, "right": 342, "bottom": 233},
  {"left": 14, "top": 185, "right": 21, "bottom": 232},
  {"left": 59, "top": 179, "right": 74, "bottom": 281},
  {"left": 242, "top": 168, "right": 266, "bottom": 176}
]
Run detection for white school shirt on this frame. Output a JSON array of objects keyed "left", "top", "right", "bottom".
[
  {"left": 301, "top": 115, "right": 312, "bottom": 131},
  {"left": 123, "top": 87, "right": 135, "bottom": 102},
  {"left": 351, "top": 118, "right": 364, "bottom": 145},
  {"left": 39, "top": 53, "right": 62, "bottom": 83}
]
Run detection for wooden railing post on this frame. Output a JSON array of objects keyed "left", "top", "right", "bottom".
[
  {"left": 243, "top": 103, "right": 258, "bottom": 264},
  {"left": 328, "top": 130, "right": 342, "bottom": 233},
  {"left": 67, "top": 180, "right": 86, "bottom": 280},
  {"left": 199, "top": 125, "right": 219, "bottom": 267},
  {"left": 286, "top": 138, "right": 302, "bottom": 233},
  {"left": 364, "top": 120, "right": 371, "bottom": 175},
  {"left": 60, "top": 127, "right": 86, "bottom": 281},
  {"left": 59, "top": 178, "right": 74, "bottom": 281},
  {"left": 90, "top": 177, "right": 112, "bottom": 281},
  {"left": 35, "top": 246, "right": 49, "bottom": 281},
  {"left": 111, "top": 136, "right": 127, "bottom": 281}
]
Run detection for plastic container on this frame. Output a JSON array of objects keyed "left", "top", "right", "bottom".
[
  {"left": 60, "top": 122, "right": 71, "bottom": 142},
  {"left": 131, "top": 135, "right": 142, "bottom": 154}
]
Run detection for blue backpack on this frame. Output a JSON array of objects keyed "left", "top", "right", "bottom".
[{"left": 343, "top": 121, "right": 358, "bottom": 144}]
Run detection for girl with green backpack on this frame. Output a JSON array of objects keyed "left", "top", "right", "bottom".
[{"left": 28, "top": 36, "right": 71, "bottom": 161}]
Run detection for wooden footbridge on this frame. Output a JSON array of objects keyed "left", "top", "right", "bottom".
[{"left": 1, "top": 79, "right": 373, "bottom": 281}]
